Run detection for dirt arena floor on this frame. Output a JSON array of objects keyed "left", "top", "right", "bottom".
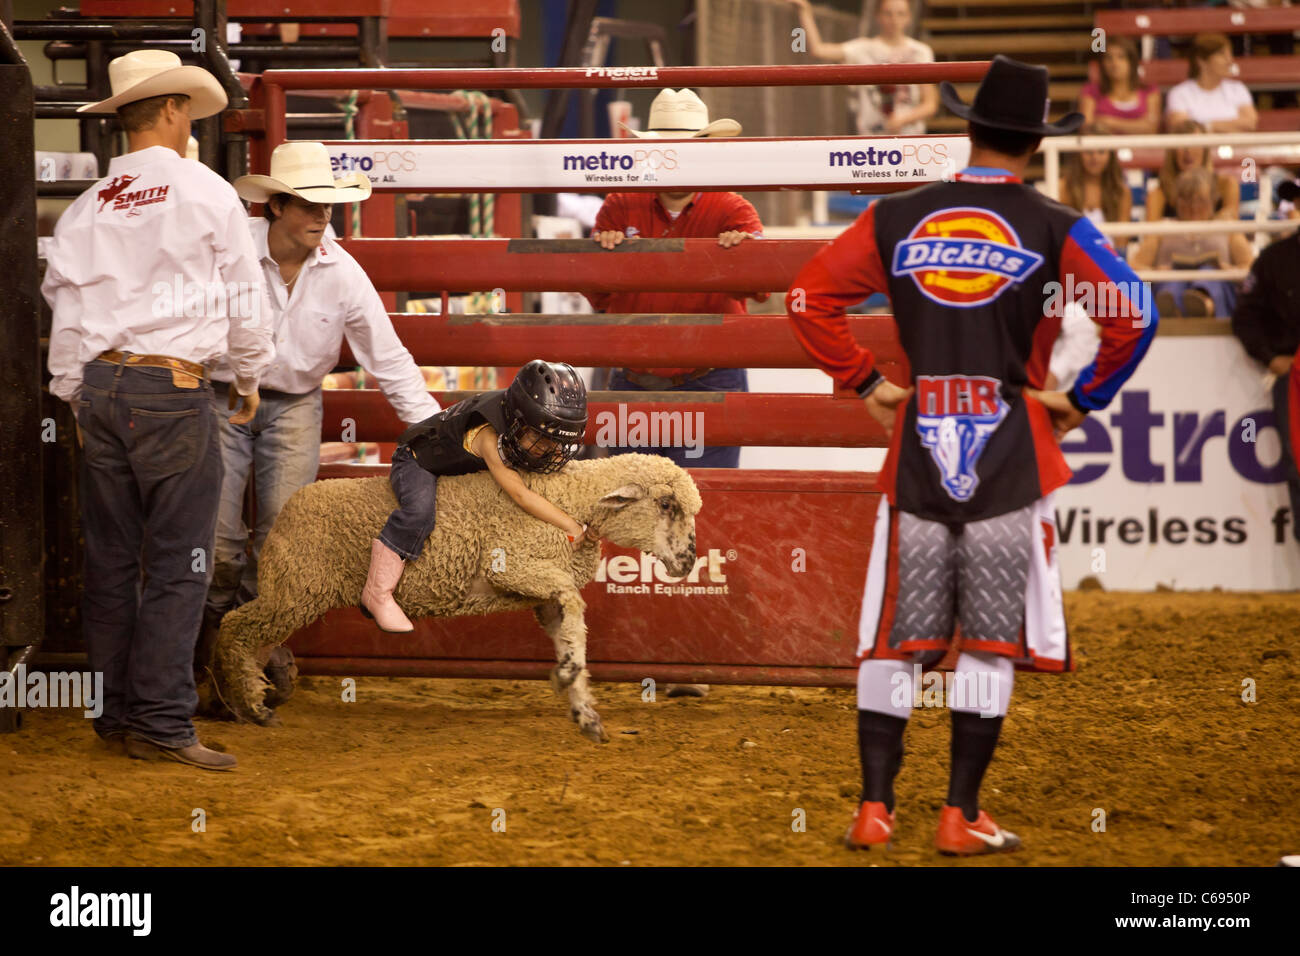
[{"left": 2, "top": 591, "right": 1298, "bottom": 867}]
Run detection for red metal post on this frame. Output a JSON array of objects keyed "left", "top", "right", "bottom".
[
  {"left": 338, "top": 313, "right": 907, "bottom": 371},
  {"left": 339, "top": 238, "right": 828, "bottom": 293},
  {"left": 261, "top": 61, "right": 991, "bottom": 93}
]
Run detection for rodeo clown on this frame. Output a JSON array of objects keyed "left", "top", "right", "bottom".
[
  {"left": 198, "top": 142, "right": 440, "bottom": 698},
  {"left": 786, "top": 55, "right": 1158, "bottom": 854}
]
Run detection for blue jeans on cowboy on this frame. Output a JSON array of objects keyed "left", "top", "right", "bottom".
[
  {"left": 378, "top": 443, "right": 439, "bottom": 561},
  {"left": 76, "top": 359, "right": 223, "bottom": 748},
  {"left": 205, "top": 383, "right": 323, "bottom": 617},
  {"left": 606, "top": 367, "right": 747, "bottom": 468}
]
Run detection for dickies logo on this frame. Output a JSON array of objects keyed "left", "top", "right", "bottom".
[
  {"left": 890, "top": 207, "right": 1044, "bottom": 308},
  {"left": 914, "top": 374, "right": 1009, "bottom": 502}
]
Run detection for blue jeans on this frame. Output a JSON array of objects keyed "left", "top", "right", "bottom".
[
  {"left": 1154, "top": 272, "right": 1237, "bottom": 319},
  {"left": 379, "top": 443, "right": 439, "bottom": 560},
  {"left": 75, "top": 359, "right": 223, "bottom": 747},
  {"left": 607, "top": 367, "right": 747, "bottom": 468},
  {"left": 206, "top": 384, "right": 323, "bottom": 616}
]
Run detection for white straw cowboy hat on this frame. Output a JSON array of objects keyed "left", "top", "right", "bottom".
[
  {"left": 78, "top": 49, "right": 227, "bottom": 119},
  {"left": 623, "top": 88, "right": 742, "bottom": 138},
  {"left": 234, "top": 141, "right": 373, "bottom": 204}
]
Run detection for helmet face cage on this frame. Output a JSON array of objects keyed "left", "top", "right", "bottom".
[{"left": 499, "top": 361, "right": 588, "bottom": 474}]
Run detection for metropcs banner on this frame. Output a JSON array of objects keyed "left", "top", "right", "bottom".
[
  {"left": 1054, "top": 333, "right": 1300, "bottom": 590},
  {"left": 324, "top": 136, "right": 972, "bottom": 191}
]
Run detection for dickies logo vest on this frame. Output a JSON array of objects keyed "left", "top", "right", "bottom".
[{"left": 890, "top": 206, "right": 1044, "bottom": 309}]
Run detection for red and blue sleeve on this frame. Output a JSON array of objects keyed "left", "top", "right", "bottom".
[
  {"left": 1062, "top": 216, "right": 1158, "bottom": 412},
  {"left": 785, "top": 205, "right": 888, "bottom": 394}
]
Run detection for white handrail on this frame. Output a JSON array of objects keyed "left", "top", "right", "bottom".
[
  {"left": 1098, "top": 219, "right": 1297, "bottom": 235},
  {"left": 1137, "top": 269, "right": 1249, "bottom": 282}
]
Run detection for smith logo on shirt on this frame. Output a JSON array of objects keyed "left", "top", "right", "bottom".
[
  {"left": 914, "top": 374, "right": 1009, "bottom": 502},
  {"left": 96, "top": 175, "right": 170, "bottom": 214},
  {"left": 890, "top": 207, "right": 1044, "bottom": 308}
]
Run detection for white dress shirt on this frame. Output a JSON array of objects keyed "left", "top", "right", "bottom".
[
  {"left": 213, "top": 218, "right": 439, "bottom": 424},
  {"left": 42, "top": 145, "right": 275, "bottom": 403}
]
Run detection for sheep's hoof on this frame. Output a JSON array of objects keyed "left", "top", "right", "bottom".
[
  {"left": 578, "top": 715, "right": 609, "bottom": 744},
  {"left": 235, "top": 701, "right": 280, "bottom": 727},
  {"left": 261, "top": 646, "right": 299, "bottom": 709}
]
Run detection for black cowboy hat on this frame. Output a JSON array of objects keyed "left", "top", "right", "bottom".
[
  {"left": 1279, "top": 179, "right": 1300, "bottom": 203},
  {"left": 940, "top": 54, "right": 1084, "bottom": 137}
]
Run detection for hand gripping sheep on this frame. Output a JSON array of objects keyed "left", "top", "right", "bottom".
[{"left": 210, "top": 453, "right": 701, "bottom": 743}]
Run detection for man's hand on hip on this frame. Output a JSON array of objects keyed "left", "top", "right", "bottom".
[
  {"left": 1024, "top": 388, "right": 1088, "bottom": 441},
  {"left": 228, "top": 388, "right": 261, "bottom": 425},
  {"left": 863, "top": 379, "right": 913, "bottom": 438}
]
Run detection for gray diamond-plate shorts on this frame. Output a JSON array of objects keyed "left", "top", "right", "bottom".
[{"left": 888, "top": 503, "right": 1034, "bottom": 652}]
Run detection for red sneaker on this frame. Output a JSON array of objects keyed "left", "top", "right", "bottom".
[
  {"left": 934, "top": 805, "right": 1021, "bottom": 856},
  {"left": 844, "top": 800, "right": 895, "bottom": 850}
]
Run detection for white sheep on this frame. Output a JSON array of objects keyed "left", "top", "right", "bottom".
[{"left": 209, "top": 453, "right": 701, "bottom": 743}]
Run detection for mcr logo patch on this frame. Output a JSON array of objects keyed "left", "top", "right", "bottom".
[
  {"left": 890, "top": 206, "right": 1044, "bottom": 308},
  {"left": 914, "top": 374, "right": 1010, "bottom": 502}
]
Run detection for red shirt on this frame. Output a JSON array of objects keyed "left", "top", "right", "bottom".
[{"left": 585, "top": 191, "right": 764, "bottom": 376}]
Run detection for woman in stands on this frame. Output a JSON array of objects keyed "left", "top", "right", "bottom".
[
  {"left": 1079, "top": 37, "right": 1160, "bottom": 135},
  {"left": 1165, "top": 32, "right": 1258, "bottom": 133},
  {"left": 1145, "top": 119, "right": 1240, "bottom": 221},
  {"left": 1132, "top": 167, "right": 1256, "bottom": 319},
  {"left": 1058, "top": 125, "right": 1134, "bottom": 253},
  {"left": 787, "top": 0, "right": 938, "bottom": 136}
]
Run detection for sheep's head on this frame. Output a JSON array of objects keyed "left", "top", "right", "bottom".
[{"left": 592, "top": 461, "right": 701, "bottom": 578}]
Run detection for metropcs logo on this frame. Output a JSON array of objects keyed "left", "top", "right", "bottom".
[
  {"left": 828, "top": 142, "right": 953, "bottom": 181},
  {"left": 330, "top": 149, "right": 417, "bottom": 183},
  {"left": 595, "top": 549, "right": 730, "bottom": 596},
  {"left": 561, "top": 148, "right": 678, "bottom": 185},
  {"left": 892, "top": 207, "right": 1044, "bottom": 307}
]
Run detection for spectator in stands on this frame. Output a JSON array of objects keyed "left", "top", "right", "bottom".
[
  {"left": 1058, "top": 126, "right": 1134, "bottom": 251},
  {"left": 1165, "top": 32, "right": 1259, "bottom": 132},
  {"left": 1079, "top": 37, "right": 1161, "bottom": 134},
  {"left": 1232, "top": 192, "right": 1300, "bottom": 541},
  {"left": 1146, "top": 119, "right": 1240, "bottom": 220},
  {"left": 787, "top": 0, "right": 938, "bottom": 136},
  {"left": 1131, "top": 166, "right": 1256, "bottom": 317}
]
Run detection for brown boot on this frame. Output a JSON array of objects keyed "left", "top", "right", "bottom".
[
  {"left": 360, "top": 538, "right": 414, "bottom": 633},
  {"left": 126, "top": 736, "right": 238, "bottom": 772}
]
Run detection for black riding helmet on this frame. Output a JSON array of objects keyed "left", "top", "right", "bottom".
[{"left": 499, "top": 360, "right": 588, "bottom": 473}]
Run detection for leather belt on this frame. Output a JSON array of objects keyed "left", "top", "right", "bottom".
[
  {"left": 621, "top": 367, "right": 715, "bottom": 389},
  {"left": 97, "top": 350, "right": 208, "bottom": 380}
]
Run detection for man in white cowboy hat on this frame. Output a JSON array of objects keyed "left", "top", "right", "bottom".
[
  {"left": 42, "top": 49, "right": 275, "bottom": 771},
  {"left": 586, "top": 87, "right": 764, "bottom": 699},
  {"left": 198, "top": 141, "right": 439, "bottom": 705},
  {"left": 588, "top": 87, "right": 763, "bottom": 471}
]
